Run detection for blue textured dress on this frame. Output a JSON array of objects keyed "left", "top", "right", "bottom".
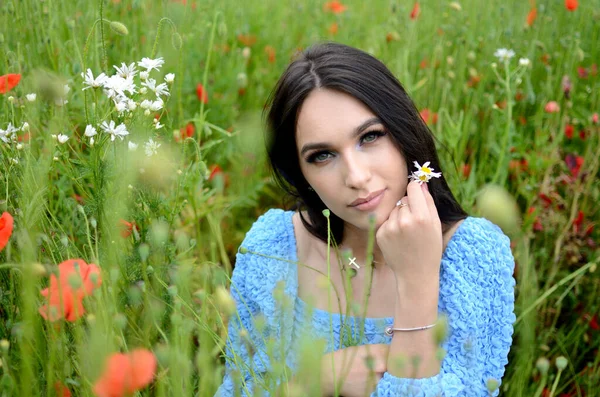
[{"left": 215, "top": 209, "right": 516, "bottom": 396}]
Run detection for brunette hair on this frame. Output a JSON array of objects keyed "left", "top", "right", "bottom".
[{"left": 265, "top": 42, "right": 468, "bottom": 245}]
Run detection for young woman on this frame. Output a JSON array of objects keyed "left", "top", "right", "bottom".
[{"left": 215, "top": 42, "right": 516, "bottom": 397}]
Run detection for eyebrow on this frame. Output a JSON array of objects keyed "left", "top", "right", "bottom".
[{"left": 299, "top": 117, "right": 383, "bottom": 157}]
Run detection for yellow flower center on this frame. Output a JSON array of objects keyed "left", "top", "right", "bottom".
[
  {"left": 418, "top": 174, "right": 428, "bottom": 181},
  {"left": 422, "top": 166, "right": 431, "bottom": 173}
]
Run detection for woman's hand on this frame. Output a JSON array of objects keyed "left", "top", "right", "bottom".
[
  {"left": 321, "top": 344, "right": 389, "bottom": 397},
  {"left": 375, "top": 180, "right": 443, "bottom": 291}
]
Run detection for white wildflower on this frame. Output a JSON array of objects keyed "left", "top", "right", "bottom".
[
  {"left": 89, "top": 136, "right": 95, "bottom": 146},
  {"left": 81, "top": 69, "right": 108, "bottom": 90},
  {"left": 115, "top": 101, "right": 127, "bottom": 113},
  {"left": 137, "top": 57, "right": 165, "bottom": 72},
  {"left": 519, "top": 58, "right": 530, "bottom": 67},
  {"left": 100, "top": 120, "right": 129, "bottom": 141},
  {"left": 103, "top": 75, "right": 137, "bottom": 99},
  {"left": 154, "top": 121, "right": 164, "bottom": 130},
  {"left": 164, "top": 73, "right": 175, "bottom": 84},
  {"left": 149, "top": 98, "right": 164, "bottom": 111},
  {"left": 494, "top": 48, "right": 515, "bottom": 63},
  {"left": 140, "top": 99, "right": 152, "bottom": 109},
  {"left": 139, "top": 71, "right": 149, "bottom": 80},
  {"left": 57, "top": 134, "right": 69, "bottom": 144},
  {"left": 84, "top": 125, "right": 97, "bottom": 137},
  {"left": 127, "top": 99, "right": 137, "bottom": 111},
  {"left": 26, "top": 93, "right": 37, "bottom": 102},
  {"left": 16, "top": 143, "right": 23, "bottom": 150},
  {"left": 142, "top": 78, "right": 170, "bottom": 97},
  {"left": 144, "top": 138, "right": 161, "bottom": 157},
  {"left": 11, "top": 158, "right": 18, "bottom": 165},
  {"left": 144, "top": 109, "right": 151, "bottom": 116},
  {"left": 64, "top": 84, "right": 71, "bottom": 95},
  {"left": 22, "top": 122, "right": 29, "bottom": 132},
  {"left": 409, "top": 161, "right": 442, "bottom": 185},
  {"left": 140, "top": 87, "right": 148, "bottom": 94},
  {"left": 0, "top": 123, "right": 20, "bottom": 143},
  {"left": 113, "top": 62, "right": 138, "bottom": 79},
  {"left": 128, "top": 141, "right": 138, "bottom": 151}
]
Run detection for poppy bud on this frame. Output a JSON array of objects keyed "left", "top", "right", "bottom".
[
  {"left": 171, "top": 32, "right": 183, "bottom": 50},
  {"left": 322, "top": 209, "right": 330, "bottom": 218},
  {"left": 109, "top": 21, "right": 129, "bottom": 36},
  {"left": 239, "top": 246, "right": 248, "bottom": 254},
  {"left": 486, "top": 379, "right": 499, "bottom": 393},
  {"left": 555, "top": 356, "right": 568, "bottom": 371},
  {"left": 536, "top": 357, "right": 550, "bottom": 375}
]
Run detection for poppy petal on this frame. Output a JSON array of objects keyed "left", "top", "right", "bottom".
[
  {"left": 0, "top": 212, "right": 14, "bottom": 252},
  {"left": 129, "top": 349, "right": 157, "bottom": 391},
  {"left": 0, "top": 74, "right": 21, "bottom": 94}
]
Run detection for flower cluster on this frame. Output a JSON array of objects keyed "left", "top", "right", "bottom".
[
  {"left": 81, "top": 57, "right": 173, "bottom": 150},
  {"left": 409, "top": 161, "right": 442, "bottom": 184}
]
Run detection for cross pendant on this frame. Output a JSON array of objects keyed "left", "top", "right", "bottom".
[{"left": 348, "top": 257, "right": 360, "bottom": 269}]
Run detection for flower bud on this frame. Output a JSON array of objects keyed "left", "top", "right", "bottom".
[
  {"left": 113, "top": 313, "right": 127, "bottom": 330},
  {"left": 68, "top": 273, "right": 82, "bottom": 289},
  {"left": 215, "top": 286, "right": 236, "bottom": 317},
  {"left": 0, "top": 339, "right": 9, "bottom": 353},
  {"left": 486, "top": 378, "right": 499, "bottom": 393},
  {"left": 536, "top": 357, "right": 550, "bottom": 375},
  {"left": 555, "top": 356, "right": 568, "bottom": 371},
  {"left": 171, "top": 32, "right": 183, "bottom": 50},
  {"left": 322, "top": 209, "right": 330, "bottom": 218},
  {"left": 239, "top": 246, "right": 248, "bottom": 254},
  {"left": 109, "top": 21, "right": 129, "bottom": 36}
]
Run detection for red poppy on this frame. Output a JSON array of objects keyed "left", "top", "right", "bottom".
[
  {"left": 544, "top": 101, "right": 560, "bottom": 113},
  {"left": 419, "top": 58, "right": 428, "bottom": 69},
  {"left": 410, "top": 2, "right": 420, "bottom": 19},
  {"left": 196, "top": 83, "right": 208, "bottom": 104},
  {"left": 119, "top": 220, "right": 139, "bottom": 239},
  {"left": 538, "top": 193, "right": 553, "bottom": 208},
  {"left": 419, "top": 108, "right": 438, "bottom": 125},
  {"left": 328, "top": 22, "right": 339, "bottom": 35},
  {"left": 93, "top": 349, "right": 157, "bottom": 397},
  {"left": 176, "top": 122, "right": 195, "bottom": 142},
  {"left": 564, "top": 124, "right": 574, "bottom": 139},
  {"left": 237, "top": 34, "right": 257, "bottom": 47},
  {"left": 323, "top": 0, "right": 347, "bottom": 14},
  {"left": 565, "top": 154, "right": 584, "bottom": 178},
  {"left": 54, "top": 382, "right": 72, "bottom": 397},
  {"left": 565, "top": 0, "right": 578, "bottom": 11},
  {"left": 540, "top": 53, "right": 550, "bottom": 65},
  {"left": 0, "top": 212, "right": 14, "bottom": 252},
  {"left": 588, "top": 314, "right": 600, "bottom": 331},
  {"left": 577, "top": 66, "right": 588, "bottom": 79},
  {"left": 209, "top": 165, "right": 223, "bottom": 181},
  {"left": 573, "top": 210, "right": 584, "bottom": 233},
  {"left": 39, "top": 259, "right": 102, "bottom": 322},
  {"left": 461, "top": 163, "right": 471, "bottom": 178},
  {"left": 526, "top": 7, "right": 537, "bottom": 26},
  {"left": 467, "top": 75, "right": 481, "bottom": 88},
  {"left": 0, "top": 74, "right": 21, "bottom": 94},
  {"left": 264, "top": 45, "right": 276, "bottom": 64},
  {"left": 579, "top": 129, "right": 586, "bottom": 140}
]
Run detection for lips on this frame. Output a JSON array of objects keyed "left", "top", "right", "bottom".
[{"left": 349, "top": 189, "right": 386, "bottom": 207}]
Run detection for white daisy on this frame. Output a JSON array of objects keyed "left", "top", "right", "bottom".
[
  {"left": 494, "top": 48, "right": 515, "bottom": 63},
  {"left": 137, "top": 57, "right": 165, "bottom": 72},
  {"left": 103, "top": 75, "right": 137, "bottom": 99},
  {"left": 100, "top": 120, "right": 129, "bottom": 141},
  {"left": 84, "top": 125, "right": 97, "bottom": 137},
  {"left": 113, "top": 62, "right": 138, "bottom": 79},
  {"left": 144, "top": 138, "right": 161, "bottom": 157},
  {"left": 139, "top": 71, "right": 149, "bottom": 81},
  {"left": 81, "top": 69, "right": 108, "bottom": 90},
  {"left": 140, "top": 99, "right": 152, "bottom": 109},
  {"left": 149, "top": 98, "right": 164, "bottom": 111},
  {"left": 0, "top": 123, "right": 20, "bottom": 143},
  {"left": 409, "top": 161, "right": 442, "bottom": 185}
]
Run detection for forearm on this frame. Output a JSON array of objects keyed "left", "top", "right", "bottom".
[{"left": 386, "top": 279, "right": 441, "bottom": 379}]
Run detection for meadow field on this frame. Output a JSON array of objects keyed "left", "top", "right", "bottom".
[{"left": 0, "top": 0, "right": 599, "bottom": 395}]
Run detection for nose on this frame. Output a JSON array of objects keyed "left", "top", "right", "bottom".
[{"left": 343, "top": 152, "right": 372, "bottom": 189}]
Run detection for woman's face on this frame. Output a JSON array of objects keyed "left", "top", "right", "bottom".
[{"left": 295, "top": 88, "right": 408, "bottom": 231}]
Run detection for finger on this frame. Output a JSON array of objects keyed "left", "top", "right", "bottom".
[
  {"left": 406, "top": 180, "right": 428, "bottom": 216},
  {"left": 421, "top": 183, "right": 439, "bottom": 219},
  {"left": 390, "top": 196, "right": 409, "bottom": 226}
]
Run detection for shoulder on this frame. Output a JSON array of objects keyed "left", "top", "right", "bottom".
[
  {"left": 231, "top": 208, "right": 298, "bottom": 311},
  {"left": 443, "top": 216, "right": 515, "bottom": 284}
]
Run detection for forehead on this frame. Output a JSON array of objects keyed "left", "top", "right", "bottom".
[{"left": 295, "top": 89, "right": 376, "bottom": 145}]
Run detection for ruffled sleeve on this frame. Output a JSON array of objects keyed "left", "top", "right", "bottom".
[
  {"left": 371, "top": 217, "right": 516, "bottom": 396},
  {"left": 214, "top": 209, "right": 298, "bottom": 397}
]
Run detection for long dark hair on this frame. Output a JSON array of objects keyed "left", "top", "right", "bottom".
[{"left": 265, "top": 42, "right": 468, "bottom": 245}]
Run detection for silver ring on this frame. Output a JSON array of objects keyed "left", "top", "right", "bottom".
[{"left": 396, "top": 200, "right": 408, "bottom": 208}]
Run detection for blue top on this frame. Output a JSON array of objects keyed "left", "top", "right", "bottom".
[{"left": 215, "top": 209, "right": 516, "bottom": 396}]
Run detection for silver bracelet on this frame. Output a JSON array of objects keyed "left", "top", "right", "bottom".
[{"left": 384, "top": 323, "right": 436, "bottom": 336}]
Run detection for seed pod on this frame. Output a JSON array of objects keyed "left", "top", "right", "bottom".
[{"left": 109, "top": 21, "right": 129, "bottom": 36}]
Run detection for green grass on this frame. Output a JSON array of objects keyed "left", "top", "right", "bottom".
[{"left": 0, "top": 0, "right": 599, "bottom": 395}]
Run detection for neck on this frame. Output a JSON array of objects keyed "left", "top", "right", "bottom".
[{"left": 339, "top": 223, "right": 386, "bottom": 268}]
